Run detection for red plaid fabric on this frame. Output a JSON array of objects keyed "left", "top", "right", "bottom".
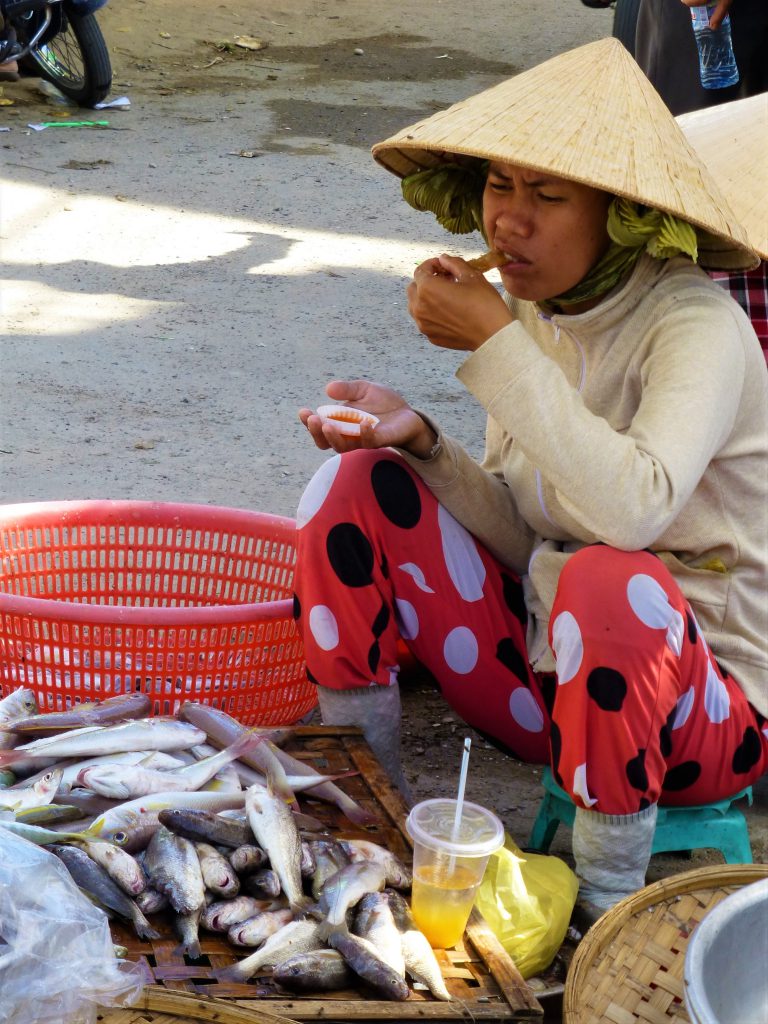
[{"left": 710, "top": 262, "right": 768, "bottom": 364}]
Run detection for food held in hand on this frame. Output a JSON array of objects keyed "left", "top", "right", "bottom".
[
  {"left": 466, "top": 249, "right": 506, "bottom": 272},
  {"left": 316, "top": 405, "right": 380, "bottom": 436}
]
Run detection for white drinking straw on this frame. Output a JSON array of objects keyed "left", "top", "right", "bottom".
[{"left": 452, "top": 736, "right": 472, "bottom": 842}]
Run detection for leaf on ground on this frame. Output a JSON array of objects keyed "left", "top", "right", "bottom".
[{"left": 234, "top": 35, "right": 268, "bottom": 51}]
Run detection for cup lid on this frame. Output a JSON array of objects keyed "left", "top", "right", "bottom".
[{"left": 405, "top": 798, "right": 505, "bottom": 857}]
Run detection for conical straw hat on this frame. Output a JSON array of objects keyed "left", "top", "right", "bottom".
[
  {"left": 372, "top": 38, "right": 758, "bottom": 270},
  {"left": 678, "top": 93, "right": 768, "bottom": 260}
]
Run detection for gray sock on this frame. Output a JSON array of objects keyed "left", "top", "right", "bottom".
[
  {"left": 316, "top": 684, "right": 413, "bottom": 803},
  {"left": 573, "top": 803, "right": 657, "bottom": 910}
]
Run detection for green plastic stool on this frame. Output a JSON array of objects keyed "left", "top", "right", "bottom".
[{"left": 528, "top": 766, "right": 754, "bottom": 864}]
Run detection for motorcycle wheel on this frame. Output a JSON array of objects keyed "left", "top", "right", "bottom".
[{"left": 19, "top": 11, "right": 112, "bottom": 107}]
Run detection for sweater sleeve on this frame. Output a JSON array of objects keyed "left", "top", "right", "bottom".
[
  {"left": 397, "top": 414, "right": 536, "bottom": 575},
  {"left": 457, "top": 293, "right": 747, "bottom": 550}
]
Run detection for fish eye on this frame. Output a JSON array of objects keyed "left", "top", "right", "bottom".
[{"left": 113, "top": 831, "right": 128, "bottom": 845}]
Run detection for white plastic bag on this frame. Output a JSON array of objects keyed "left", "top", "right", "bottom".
[{"left": 0, "top": 827, "right": 145, "bottom": 1024}]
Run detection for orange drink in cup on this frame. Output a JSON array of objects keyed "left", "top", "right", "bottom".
[{"left": 406, "top": 798, "right": 504, "bottom": 949}]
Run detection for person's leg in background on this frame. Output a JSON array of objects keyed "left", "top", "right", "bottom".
[
  {"left": 293, "top": 448, "right": 551, "bottom": 797},
  {"left": 550, "top": 545, "right": 767, "bottom": 912}
]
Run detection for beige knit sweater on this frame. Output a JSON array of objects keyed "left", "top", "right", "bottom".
[{"left": 401, "top": 255, "right": 768, "bottom": 716}]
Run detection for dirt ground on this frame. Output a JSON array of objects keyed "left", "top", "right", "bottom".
[{"left": 1, "top": 0, "right": 766, "bottom": 1013}]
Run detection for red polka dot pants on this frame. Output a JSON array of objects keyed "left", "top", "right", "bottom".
[{"left": 294, "top": 450, "right": 767, "bottom": 814}]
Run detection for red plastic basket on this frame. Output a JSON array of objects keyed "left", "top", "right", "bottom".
[{"left": 0, "top": 500, "right": 316, "bottom": 725}]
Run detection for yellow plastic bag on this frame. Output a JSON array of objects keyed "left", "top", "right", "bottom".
[{"left": 474, "top": 833, "right": 578, "bottom": 978}]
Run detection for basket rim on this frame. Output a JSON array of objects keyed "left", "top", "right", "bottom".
[
  {"left": 0, "top": 499, "right": 299, "bottom": 626},
  {"left": 0, "top": 499, "right": 298, "bottom": 534},
  {"left": 563, "top": 863, "right": 768, "bottom": 1023}
]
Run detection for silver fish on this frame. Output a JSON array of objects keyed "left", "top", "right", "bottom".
[
  {"left": 267, "top": 742, "right": 378, "bottom": 826},
  {"left": 243, "top": 868, "right": 282, "bottom": 899},
  {"left": 353, "top": 891, "right": 406, "bottom": 977},
  {"left": 84, "top": 790, "right": 246, "bottom": 849},
  {"left": 144, "top": 825, "right": 206, "bottom": 957},
  {"left": 5, "top": 692, "right": 152, "bottom": 734},
  {"left": 215, "top": 917, "right": 325, "bottom": 983},
  {"left": 194, "top": 841, "right": 240, "bottom": 898},
  {"left": 327, "top": 928, "right": 410, "bottom": 1001},
  {"left": 178, "top": 702, "right": 296, "bottom": 803},
  {"left": 340, "top": 839, "right": 412, "bottom": 889},
  {"left": 385, "top": 889, "right": 452, "bottom": 1001},
  {"left": 319, "top": 861, "right": 387, "bottom": 929},
  {"left": 200, "top": 895, "right": 279, "bottom": 933},
  {"left": 0, "top": 718, "right": 207, "bottom": 766},
  {"left": 136, "top": 887, "right": 168, "bottom": 915},
  {"left": 15, "top": 804, "right": 82, "bottom": 826},
  {"left": 0, "top": 688, "right": 38, "bottom": 750},
  {"left": 158, "top": 807, "right": 251, "bottom": 849},
  {"left": 77, "top": 729, "right": 263, "bottom": 799},
  {"left": 228, "top": 843, "right": 268, "bottom": 874},
  {"left": 273, "top": 948, "right": 355, "bottom": 993},
  {"left": 228, "top": 907, "right": 294, "bottom": 947},
  {"left": 245, "top": 781, "right": 310, "bottom": 914},
  {"left": 74, "top": 838, "right": 147, "bottom": 896},
  {"left": 309, "top": 838, "right": 351, "bottom": 900},
  {"left": 0, "top": 768, "right": 62, "bottom": 811},
  {"left": 50, "top": 843, "right": 160, "bottom": 940},
  {"left": 12, "top": 750, "right": 186, "bottom": 792},
  {"left": 144, "top": 825, "right": 206, "bottom": 915}
]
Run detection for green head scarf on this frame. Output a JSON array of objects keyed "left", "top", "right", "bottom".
[{"left": 401, "top": 165, "right": 699, "bottom": 308}]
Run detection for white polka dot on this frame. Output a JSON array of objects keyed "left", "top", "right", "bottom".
[
  {"left": 437, "top": 504, "right": 485, "bottom": 603},
  {"left": 551, "top": 611, "right": 583, "bottom": 684},
  {"left": 704, "top": 659, "right": 730, "bottom": 724},
  {"left": 572, "top": 763, "right": 597, "bottom": 807},
  {"left": 508, "top": 688, "right": 544, "bottom": 733},
  {"left": 671, "top": 687, "right": 695, "bottom": 730},
  {"left": 394, "top": 598, "right": 419, "bottom": 641},
  {"left": 443, "top": 626, "right": 478, "bottom": 674},
  {"left": 627, "top": 574, "right": 676, "bottom": 630},
  {"left": 296, "top": 455, "right": 341, "bottom": 528},
  {"left": 308, "top": 605, "right": 339, "bottom": 651},
  {"left": 397, "top": 562, "right": 435, "bottom": 594},
  {"left": 666, "top": 609, "right": 685, "bottom": 658}
]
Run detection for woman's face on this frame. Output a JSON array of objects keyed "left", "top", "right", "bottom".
[{"left": 482, "top": 162, "right": 613, "bottom": 306}]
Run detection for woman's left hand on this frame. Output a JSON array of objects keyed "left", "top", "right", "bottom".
[{"left": 407, "top": 254, "right": 514, "bottom": 351}]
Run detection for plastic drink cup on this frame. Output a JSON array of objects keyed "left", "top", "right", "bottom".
[{"left": 406, "top": 798, "right": 504, "bottom": 949}]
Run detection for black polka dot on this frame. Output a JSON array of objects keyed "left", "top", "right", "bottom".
[
  {"left": 501, "top": 572, "right": 527, "bottom": 625},
  {"left": 549, "top": 721, "right": 563, "bottom": 786},
  {"left": 660, "top": 707, "right": 676, "bottom": 758},
  {"left": 685, "top": 610, "right": 697, "bottom": 645},
  {"left": 638, "top": 797, "right": 651, "bottom": 811},
  {"left": 626, "top": 748, "right": 648, "bottom": 791},
  {"left": 662, "top": 760, "right": 702, "bottom": 792},
  {"left": 306, "top": 667, "right": 320, "bottom": 686},
  {"left": 370, "top": 460, "right": 421, "bottom": 529},
  {"left": 380, "top": 554, "right": 389, "bottom": 579},
  {"left": 368, "top": 640, "right": 381, "bottom": 675},
  {"left": 292, "top": 593, "right": 301, "bottom": 620},
  {"left": 496, "top": 638, "right": 529, "bottom": 684},
  {"left": 326, "top": 523, "right": 374, "bottom": 587},
  {"left": 587, "top": 667, "right": 627, "bottom": 712},
  {"left": 732, "top": 727, "right": 762, "bottom": 774},
  {"left": 371, "top": 601, "right": 390, "bottom": 639}
]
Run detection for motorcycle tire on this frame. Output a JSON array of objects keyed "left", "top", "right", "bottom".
[{"left": 19, "top": 10, "right": 111, "bottom": 107}]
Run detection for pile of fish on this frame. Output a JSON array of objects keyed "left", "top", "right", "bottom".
[{"left": 0, "top": 688, "right": 451, "bottom": 1002}]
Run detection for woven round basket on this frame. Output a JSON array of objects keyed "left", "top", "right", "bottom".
[{"left": 563, "top": 863, "right": 768, "bottom": 1024}]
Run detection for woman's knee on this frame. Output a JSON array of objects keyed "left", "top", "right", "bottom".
[{"left": 554, "top": 545, "right": 678, "bottom": 616}]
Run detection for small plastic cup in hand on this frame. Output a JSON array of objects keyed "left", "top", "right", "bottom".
[{"left": 406, "top": 798, "right": 504, "bottom": 949}]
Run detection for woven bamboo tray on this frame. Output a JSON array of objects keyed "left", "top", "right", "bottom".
[
  {"left": 563, "top": 862, "right": 768, "bottom": 1024},
  {"left": 101, "top": 727, "right": 543, "bottom": 1022}
]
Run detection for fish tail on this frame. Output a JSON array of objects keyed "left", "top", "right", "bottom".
[
  {"left": 227, "top": 728, "right": 266, "bottom": 762},
  {"left": 338, "top": 797, "right": 380, "bottom": 828},
  {"left": 265, "top": 767, "right": 297, "bottom": 806}
]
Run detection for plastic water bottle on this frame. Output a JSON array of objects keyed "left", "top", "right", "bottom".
[{"left": 690, "top": 3, "right": 739, "bottom": 90}]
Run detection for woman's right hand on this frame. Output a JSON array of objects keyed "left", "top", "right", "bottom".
[{"left": 298, "top": 379, "right": 438, "bottom": 458}]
